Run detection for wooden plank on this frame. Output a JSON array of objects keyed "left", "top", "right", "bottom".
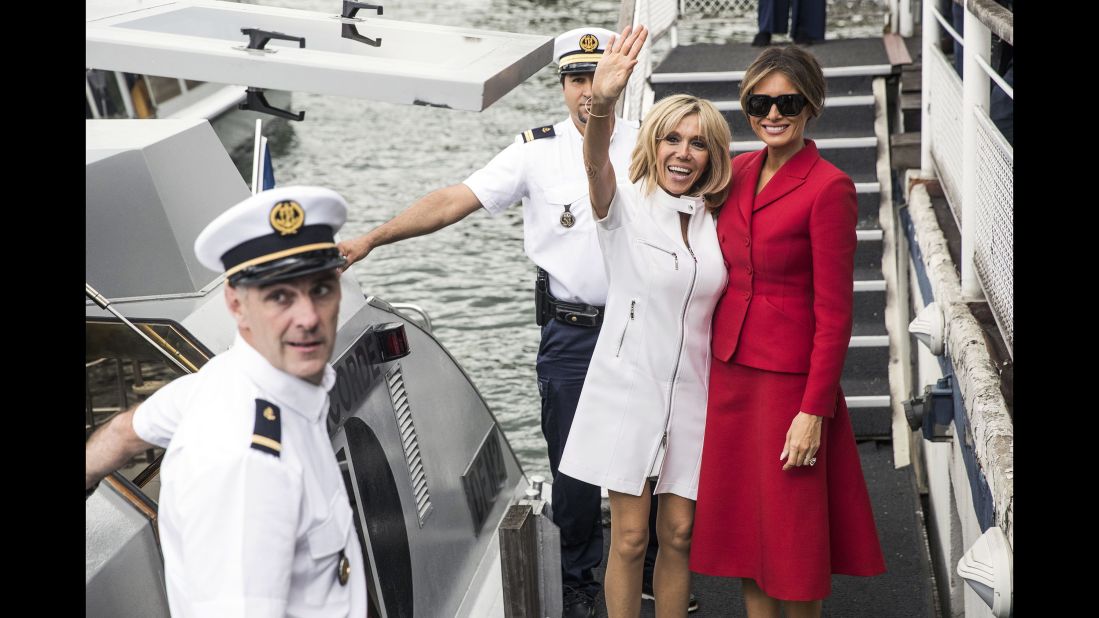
[
  {"left": 500, "top": 504, "right": 540, "bottom": 617},
  {"left": 883, "top": 33, "right": 913, "bottom": 66}
]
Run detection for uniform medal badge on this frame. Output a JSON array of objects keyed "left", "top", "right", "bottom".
[
  {"left": 560, "top": 204, "right": 575, "bottom": 228},
  {"left": 269, "top": 200, "right": 305, "bottom": 235},
  {"left": 337, "top": 550, "right": 351, "bottom": 585}
]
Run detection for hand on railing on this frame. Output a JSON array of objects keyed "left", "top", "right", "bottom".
[{"left": 591, "top": 25, "right": 648, "bottom": 110}]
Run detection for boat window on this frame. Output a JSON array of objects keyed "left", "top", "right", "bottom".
[
  {"left": 85, "top": 69, "right": 127, "bottom": 119},
  {"left": 144, "top": 75, "right": 182, "bottom": 107},
  {"left": 86, "top": 318, "right": 212, "bottom": 503}
]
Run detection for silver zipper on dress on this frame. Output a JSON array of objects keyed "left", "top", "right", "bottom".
[
  {"left": 649, "top": 244, "right": 698, "bottom": 476},
  {"left": 638, "top": 239, "right": 678, "bottom": 270},
  {"left": 615, "top": 300, "right": 636, "bottom": 358}
]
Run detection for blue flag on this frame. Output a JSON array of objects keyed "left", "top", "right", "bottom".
[{"left": 261, "top": 143, "right": 276, "bottom": 190}]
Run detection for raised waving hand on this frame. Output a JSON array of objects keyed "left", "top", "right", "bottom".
[
  {"left": 591, "top": 25, "right": 649, "bottom": 108},
  {"left": 585, "top": 25, "right": 648, "bottom": 219}
]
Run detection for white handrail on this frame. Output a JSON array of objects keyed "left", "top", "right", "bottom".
[{"left": 923, "top": 0, "right": 1013, "bottom": 352}]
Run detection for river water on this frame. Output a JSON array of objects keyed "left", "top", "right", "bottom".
[{"left": 251, "top": 0, "right": 888, "bottom": 479}]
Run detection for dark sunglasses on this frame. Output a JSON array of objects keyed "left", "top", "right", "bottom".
[{"left": 745, "top": 94, "right": 809, "bottom": 117}]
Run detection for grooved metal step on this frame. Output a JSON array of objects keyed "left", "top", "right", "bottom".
[
  {"left": 854, "top": 280, "right": 887, "bottom": 292},
  {"left": 723, "top": 102, "right": 877, "bottom": 142},
  {"left": 731, "top": 136, "right": 878, "bottom": 152},
  {"left": 854, "top": 237, "right": 883, "bottom": 280},
  {"left": 858, "top": 192, "right": 881, "bottom": 229},
  {"left": 853, "top": 289, "right": 886, "bottom": 337},
  {"left": 847, "top": 395, "right": 892, "bottom": 408},
  {"left": 841, "top": 344, "right": 890, "bottom": 396},
  {"left": 850, "top": 406, "right": 893, "bottom": 438},
  {"left": 651, "top": 64, "right": 893, "bottom": 83},
  {"left": 652, "top": 74, "right": 875, "bottom": 104}
]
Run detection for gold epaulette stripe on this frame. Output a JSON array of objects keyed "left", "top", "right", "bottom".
[
  {"left": 252, "top": 435, "right": 282, "bottom": 452},
  {"left": 225, "top": 243, "right": 337, "bottom": 277},
  {"left": 523, "top": 129, "right": 535, "bottom": 143}
]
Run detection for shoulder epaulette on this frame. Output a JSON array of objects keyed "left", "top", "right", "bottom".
[
  {"left": 251, "top": 398, "right": 282, "bottom": 457},
  {"left": 522, "top": 125, "right": 556, "bottom": 143}
]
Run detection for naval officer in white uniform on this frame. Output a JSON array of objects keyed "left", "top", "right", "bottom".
[
  {"left": 86, "top": 187, "right": 366, "bottom": 618},
  {"left": 336, "top": 27, "right": 652, "bottom": 617}
]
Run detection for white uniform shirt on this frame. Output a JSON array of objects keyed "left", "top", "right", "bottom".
[
  {"left": 463, "top": 115, "right": 639, "bottom": 305},
  {"left": 133, "top": 335, "right": 367, "bottom": 618},
  {"left": 559, "top": 181, "right": 728, "bottom": 499}
]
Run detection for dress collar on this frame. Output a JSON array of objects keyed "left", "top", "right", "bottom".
[
  {"left": 231, "top": 332, "right": 335, "bottom": 423},
  {"left": 650, "top": 183, "right": 705, "bottom": 215}
]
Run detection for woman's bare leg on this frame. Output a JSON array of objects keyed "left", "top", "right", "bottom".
[
  {"left": 653, "top": 493, "right": 694, "bottom": 617},
  {"left": 606, "top": 484, "right": 653, "bottom": 618},
  {"left": 783, "top": 600, "right": 823, "bottom": 618},
  {"left": 741, "top": 578, "right": 781, "bottom": 618}
]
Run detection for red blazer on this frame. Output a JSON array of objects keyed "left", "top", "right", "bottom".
[{"left": 711, "top": 140, "right": 857, "bottom": 417}]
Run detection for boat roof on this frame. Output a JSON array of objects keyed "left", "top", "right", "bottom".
[
  {"left": 86, "top": 0, "right": 553, "bottom": 111},
  {"left": 86, "top": 118, "right": 249, "bottom": 300}
]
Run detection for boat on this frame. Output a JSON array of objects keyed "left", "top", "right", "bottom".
[
  {"left": 85, "top": 2, "right": 556, "bottom": 616},
  {"left": 84, "top": 0, "right": 295, "bottom": 166}
]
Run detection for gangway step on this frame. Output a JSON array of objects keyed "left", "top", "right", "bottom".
[
  {"left": 854, "top": 280, "right": 886, "bottom": 292},
  {"left": 715, "top": 96, "right": 875, "bottom": 112},
  {"left": 854, "top": 235, "right": 883, "bottom": 280},
  {"left": 728, "top": 138, "right": 879, "bottom": 183},
  {"left": 853, "top": 289, "right": 887, "bottom": 337},
  {"left": 723, "top": 108, "right": 876, "bottom": 142},
  {"left": 841, "top": 346, "right": 889, "bottom": 395},
  {"left": 847, "top": 395, "right": 891, "bottom": 408},
  {"left": 653, "top": 74, "right": 875, "bottom": 105},
  {"left": 731, "top": 136, "right": 877, "bottom": 152},
  {"left": 652, "top": 38, "right": 896, "bottom": 86}
]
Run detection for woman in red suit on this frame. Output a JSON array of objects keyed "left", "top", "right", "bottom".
[{"left": 689, "top": 46, "right": 885, "bottom": 616}]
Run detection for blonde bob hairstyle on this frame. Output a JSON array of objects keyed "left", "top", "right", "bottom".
[
  {"left": 738, "top": 46, "right": 826, "bottom": 121},
  {"left": 628, "top": 94, "right": 732, "bottom": 211}
]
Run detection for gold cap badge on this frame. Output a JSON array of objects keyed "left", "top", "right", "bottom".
[
  {"left": 269, "top": 200, "right": 305, "bottom": 236},
  {"left": 579, "top": 34, "right": 599, "bottom": 53}
]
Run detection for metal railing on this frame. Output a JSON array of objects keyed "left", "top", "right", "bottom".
[
  {"left": 681, "top": 0, "right": 757, "bottom": 15},
  {"left": 617, "top": 0, "right": 680, "bottom": 121},
  {"left": 921, "top": 0, "right": 1013, "bottom": 356}
]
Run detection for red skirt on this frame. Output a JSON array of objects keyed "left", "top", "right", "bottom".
[{"left": 689, "top": 360, "right": 886, "bottom": 601}]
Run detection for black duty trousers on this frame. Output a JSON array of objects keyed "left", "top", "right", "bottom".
[{"left": 536, "top": 319, "right": 603, "bottom": 597}]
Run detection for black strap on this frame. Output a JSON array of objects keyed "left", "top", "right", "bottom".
[{"left": 534, "top": 268, "right": 604, "bottom": 328}]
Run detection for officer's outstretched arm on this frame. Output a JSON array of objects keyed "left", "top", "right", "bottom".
[
  {"left": 337, "top": 184, "right": 483, "bottom": 270},
  {"left": 85, "top": 407, "right": 155, "bottom": 490}
]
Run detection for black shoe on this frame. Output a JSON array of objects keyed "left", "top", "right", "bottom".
[
  {"left": 641, "top": 582, "right": 700, "bottom": 614},
  {"left": 793, "top": 31, "right": 814, "bottom": 45},
  {"left": 563, "top": 586, "right": 596, "bottom": 618},
  {"left": 752, "top": 31, "right": 772, "bottom": 47}
]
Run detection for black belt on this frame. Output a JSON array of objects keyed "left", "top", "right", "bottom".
[{"left": 535, "top": 268, "right": 604, "bottom": 328}]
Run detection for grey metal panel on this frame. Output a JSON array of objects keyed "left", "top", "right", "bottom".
[
  {"left": 86, "top": 486, "right": 170, "bottom": 618},
  {"left": 86, "top": 0, "right": 553, "bottom": 112},
  {"left": 86, "top": 119, "right": 250, "bottom": 299},
  {"left": 329, "top": 301, "right": 525, "bottom": 616}
]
